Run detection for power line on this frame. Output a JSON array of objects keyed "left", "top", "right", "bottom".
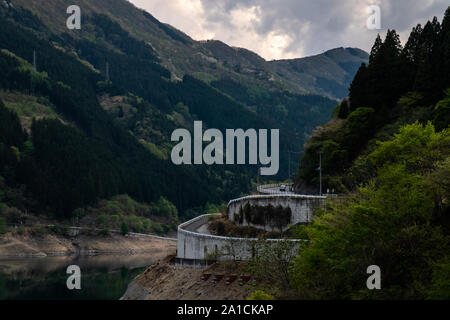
[
  {"left": 33, "top": 50, "right": 36, "bottom": 71},
  {"left": 105, "top": 61, "right": 110, "bottom": 82}
]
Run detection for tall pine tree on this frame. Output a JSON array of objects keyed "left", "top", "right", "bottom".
[
  {"left": 414, "top": 18, "right": 441, "bottom": 96},
  {"left": 369, "top": 34, "right": 383, "bottom": 63},
  {"left": 349, "top": 63, "right": 369, "bottom": 111}
]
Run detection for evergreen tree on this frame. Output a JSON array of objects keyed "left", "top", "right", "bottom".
[
  {"left": 367, "top": 30, "right": 404, "bottom": 111},
  {"left": 337, "top": 99, "right": 350, "bottom": 119},
  {"left": 348, "top": 63, "right": 369, "bottom": 111},
  {"left": 414, "top": 18, "right": 441, "bottom": 96},
  {"left": 402, "top": 24, "right": 423, "bottom": 63},
  {"left": 369, "top": 34, "right": 383, "bottom": 63},
  {"left": 437, "top": 8, "right": 450, "bottom": 95}
]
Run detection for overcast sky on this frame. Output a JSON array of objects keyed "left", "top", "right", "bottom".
[{"left": 129, "top": 0, "right": 449, "bottom": 60}]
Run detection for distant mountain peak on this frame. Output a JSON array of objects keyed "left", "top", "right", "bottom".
[{"left": 8, "top": 0, "right": 368, "bottom": 99}]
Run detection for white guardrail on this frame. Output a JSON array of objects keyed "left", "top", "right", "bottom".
[
  {"left": 257, "top": 183, "right": 294, "bottom": 194},
  {"left": 178, "top": 214, "right": 304, "bottom": 243}
]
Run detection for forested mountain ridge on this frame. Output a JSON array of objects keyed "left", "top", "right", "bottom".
[
  {"left": 200, "top": 40, "right": 368, "bottom": 99},
  {"left": 0, "top": 0, "right": 347, "bottom": 227},
  {"left": 7, "top": 0, "right": 368, "bottom": 100},
  {"left": 269, "top": 47, "right": 369, "bottom": 99}
]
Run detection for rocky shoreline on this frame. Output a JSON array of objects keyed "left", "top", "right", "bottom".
[{"left": 0, "top": 231, "right": 176, "bottom": 258}]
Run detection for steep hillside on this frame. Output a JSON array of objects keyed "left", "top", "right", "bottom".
[
  {"left": 270, "top": 47, "right": 369, "bottom": 99},
  {"left": 0, "top": 0, "right": 340, "bottom": 224},
  {"left": 7, "top": 0, "right": 367, "bottom": 99},
  {"left": 0, "top": 0, "right": 364, "bottom": 229}
]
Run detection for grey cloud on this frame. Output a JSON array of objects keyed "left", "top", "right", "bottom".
[{"left": 198, "top": 0, "right": 449, "bottom": 58}]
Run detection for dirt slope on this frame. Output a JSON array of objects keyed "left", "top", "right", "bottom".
[
  {"left": 0, "top": 232, "right": 176, "bottom": 257},
  {"left": 121, "top": 256, "right": 267, "bottom": 300}
]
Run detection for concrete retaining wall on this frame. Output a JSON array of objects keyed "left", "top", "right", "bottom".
[
  {"left": 176, "top": 214, "right": 302, "bottom": 261},
  {"left": 227, "top": 194, "right": 326, "bottom": 230}
]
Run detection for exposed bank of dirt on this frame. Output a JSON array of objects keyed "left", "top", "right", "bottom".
[
  {"left": 0, "top": 231, "right": 176, "bottom": 257},
  {"left": 121, "top": 256, "right": 270, "bottom": 300}
]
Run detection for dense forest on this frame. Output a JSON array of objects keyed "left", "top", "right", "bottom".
[
  {"left": 297, "top": 9, "right": 450, "bottom": 192},
  {"left": 281, "top": 7, "right": 450, "bottom": 299}
]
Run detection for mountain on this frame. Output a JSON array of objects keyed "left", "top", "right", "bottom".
[
  {"left": 7, "top": 0, "right": 368, "bottom": 100},
  {"left": 0, "top": 0, "right": 363, "bottom": 222},
  {"left": 202, "top": 40, "right": 369, "bottom": 99},
  {"left": 269, "top": 47, "right": 369, "bottom": 99}
]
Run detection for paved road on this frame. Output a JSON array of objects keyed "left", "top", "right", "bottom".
[
  {"left": 258, "top": 184, "right": 296, "bottom": 195},
  {"left": 195, "top": 223, "right": 211, "bottom": 235}
]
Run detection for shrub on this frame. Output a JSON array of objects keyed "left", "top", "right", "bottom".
[
  {"left": 96, "top": 214, "right": 107, "bottom": 226},
  {"left": 0, "top": 217, "right": 7, "bottom": 235},
  {"left": 120, "top": 222, "right": 129, "bottom": 235},
  {"left": 99, "top": 228, "right": 109, "bottom": 236},
  {"left": 29, "top": 224, "right": 47, "bottom": 237},
  {"left": 247, "top": 290, "right": 275, "bottom": 300},
  {"left": 0, "top": 202, "right": 7, "bottom": 215},
  {"left": 110, "top": 214, "right": 120, "bottom": 226}
]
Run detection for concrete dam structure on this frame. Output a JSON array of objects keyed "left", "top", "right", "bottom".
[
  {"left": 175, "top": 192, "right": 327, "bottom": 266},
  {"left": 227, "top": 194, "right": 326, "bottom": 231},
  {"left": 176, "top": 214, "right": 303, "bottom": 266}
]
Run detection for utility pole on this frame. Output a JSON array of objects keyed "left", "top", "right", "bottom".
[
  {"left": 257, "top": 167, "right": 260, "bottom": 191},
  {"left": 318, "top": 152, "right": 323, "bottom": 196},
  {"left": 288, "top": 151, "right": 291, "bottom": 183},
  {"left": 105, "top": 61, "right": 110, "bottom": 82},
  {"left": 33, "top": 50, "right": 37, "bottom": 71},
  {"left": 30, "top": 50, "right": 36, "bottom": 95}
]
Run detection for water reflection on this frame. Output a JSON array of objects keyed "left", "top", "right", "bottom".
[{"left": 0, "top": 253, "right": 164, "bottom": 300}]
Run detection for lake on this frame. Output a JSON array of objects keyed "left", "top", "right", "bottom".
[{"left": 0, "top": 254, "right": 159, "bottom": 300}]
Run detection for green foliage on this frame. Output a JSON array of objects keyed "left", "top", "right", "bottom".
[
  {"left": 291, "top": 122, "right": 450, "bottom": 299},
  {"left": 96, "top": 214, "right": 108, "bottom": 226},
  {"left": 152, "top": 197, "right": 178, "bottom": 222},
  {"left": 47, "top": 225, "right": 69, "bottom": 237},
  {"left": 0, "top": 10, "right": 270, "bottom": 218},
  {"left": 368, "top": 121, "right": 450, "bottom": 173},
  {"left": 299, "top": 8, "right": 450, "bottom": 193},
  {"left": 247, "top": 290, "right": 275, "bottom": 301},
  {"left": 346, "top": 107, "right": 376, "bottom": 137},
  {"left": 120, "top": 222, "right": 129, "bottom": 235},
  {"left": 248, "top": 241, "right": 299, "bottom": 291},
  {"left": 0, "top": 217, "right": 6, "bottom": 235},
  {"left": 336, "top": 99, "right": 350, "bottom": 119},
  {"left": 79, "top": 194, "right": 175, "bottom": 234},
  {"left": 24, "top": 119, "right": 136, "bottom": 216},
  {"left": 427, "top": 255, "right": 450, "bottom": 299},
  {"left": 433, "top": 89, "right": 450, "bottom": 130},
  {"left": 0, "top": 3, "right": 338, "bottom": 225},
  {"left": 0, "top": 202, "right": 7, "bottom": 215}
]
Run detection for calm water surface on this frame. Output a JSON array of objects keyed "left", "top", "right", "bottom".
[{"left": 0, "top": 254, "right": 159, "bottom": 300}]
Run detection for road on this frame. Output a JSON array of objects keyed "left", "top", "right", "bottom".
[{"left": 258, "top": 183, "right": 296, "bottom": 195}]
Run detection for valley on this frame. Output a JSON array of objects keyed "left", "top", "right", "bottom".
[
  {"left": 0, "top": 0, "right": 448, "bottom": 302},
  {"left": 0, "top": 0, "right": 364, "bottom": 224}
]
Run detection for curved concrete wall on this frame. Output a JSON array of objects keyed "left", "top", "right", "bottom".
[
  {"left": 176, "top": 214, "right": 302, "bottom": 261},
  {"left": 227, "top": 194, "right": 326, "bottom": 230}
]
